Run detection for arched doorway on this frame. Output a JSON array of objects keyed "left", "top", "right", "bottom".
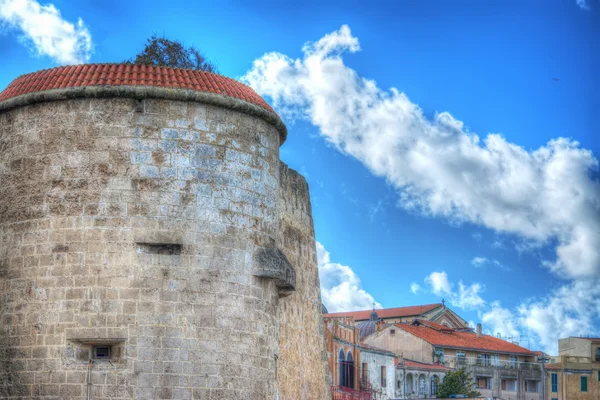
[
  {"left": 431, "top": 375, "right": 440, "bottom": 396},
  {"left": 418, "top": 374, "right": 426, "bottom": 396},
  {"left": 406, "top": 373, "right": 414, "bottom": 396}
]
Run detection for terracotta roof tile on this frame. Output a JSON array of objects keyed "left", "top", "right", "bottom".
[
  {"left": 0, "top": 63, "right": 275, "bottom": 114},
  {"left": 394, "top": 323, "right": 535, "bottom": 355},
  {"left": 403, "top": 359, "right": 452, "bottom": 371},
  {"left": 323, "top": 303, "right": 442, "bottom": 321}
]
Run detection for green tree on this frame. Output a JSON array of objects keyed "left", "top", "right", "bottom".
[
  {"left": 130, "top": 35, "right": 217, "bottom": 72},
  {"left": 436, "top": 369, "right": 481, "bottom": 398}
]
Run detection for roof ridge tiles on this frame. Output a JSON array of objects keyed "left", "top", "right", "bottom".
[{"left": 394, "top": 322, "right": 535, "bottom": 355}]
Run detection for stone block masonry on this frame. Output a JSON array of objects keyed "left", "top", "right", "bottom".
[
  {"left": 276, "top": 164, "right": 330, "bottom": 400},
  {"left": 0, "top": 66, "right": 330, "bottom": 400}
]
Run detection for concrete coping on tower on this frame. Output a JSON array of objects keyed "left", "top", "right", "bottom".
[{"left": 0, "top": 64, "right": 288, "bottom": 144}]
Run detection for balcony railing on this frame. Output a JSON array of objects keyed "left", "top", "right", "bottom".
[
  {"left": 331, "top": 386, "right": 372, "bottom": 400},
  {"left": 443, "top": 355, "right": 541, "bottom": 371}
]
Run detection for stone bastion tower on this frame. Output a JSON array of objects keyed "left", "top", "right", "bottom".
[{"left": 0, "top": 64, "right": 329, "bottom": 399}]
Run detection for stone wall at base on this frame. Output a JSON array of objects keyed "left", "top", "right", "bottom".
[{"left": 276, "top": 163, "right": 330, "bottom": 400}]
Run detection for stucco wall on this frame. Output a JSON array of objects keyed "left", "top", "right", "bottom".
[
  {"left": 364, "top": 327, "right": 433, "bottom": 364},
  {"left": 559, "top": 338, "right": 590, "bottom": 357},
  {"left": 0, "top": 97, "right": 288, "bottom": 399},
  {"left": 275, "top": 163, "right": 329, "bottom": 399},
  {"left": 360, "top": 350, "right": 395, "bottom": 399}
]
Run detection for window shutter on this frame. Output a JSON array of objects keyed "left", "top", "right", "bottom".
[{"left": 551, "top": 373, "right": 558, "bottom": 392}]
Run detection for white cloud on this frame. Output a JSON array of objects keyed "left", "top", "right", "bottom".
[
  {"left": 368, "top": 199, "right": 384, "bottom": 222},
  {"left": 316, "top": 241, "right": 381, "bottom": 312},
  {"left": 242, "top": 25, "right": 600, "bottom": 282},
  {"left": 410, "top": 282, "right": 422, "bottom": 295},
  {"left": 478, "top": 280, "right": 600, "bottom": 354},
  {"left": 0, "top": 0, "right": 92, "bottom": 64},
  {"left": 491, "top": 238, "right": 504, "bottom": 249},
  {"left": 425, "top": 271, "right": 452, "bottom": 295},
  {"left": 456, "top": 281, "right": 486, "bottom": 310},
  {"left": 517, "top": 279, "right": 600, "bottom": 354},
  {"left": 471, "top": 257, "right": 511, "bottom": 271},
  {"left": 424, "top": 272, "right": 600, "bottom": 354},
  {"left": 245, "top": 25, "right": 600, "bottom": 354},
  {"left": 481, "top": 301, "right": 520, "bottom": 339},
  {"left": 423, "top": 271, "right": 485, "bottom": 310},
  {"left": 576, "top": 0, "right": 590, "bottom": 10},
  {"left": 471, "top": 257, "right": 488, "bottom": 267}
]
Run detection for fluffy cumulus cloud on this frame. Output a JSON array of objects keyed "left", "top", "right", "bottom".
[
  {"left": 243, "top": 25, "right": 600, "bottom": 282},
  {"left": 243, "top": 25, "right": 600, "bottom": 353},
  {"left": 481, "top": 301, "right": 521, "bottom": 339},
  {"left": 316, "top": 242, "right": 381, "bottom": 312},
  {"left": 423, "top": 271, "right": 485, "bottom": 310},
  {"left": 517, "top": 280, "right": 600, "bottom": 353},
  {"left": 0, "top": 0, "right": 92, "bottom": 64}
]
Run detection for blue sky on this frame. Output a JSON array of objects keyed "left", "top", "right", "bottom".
[{"left": 0, "top": 0, "right": 598, "bottom": 353}]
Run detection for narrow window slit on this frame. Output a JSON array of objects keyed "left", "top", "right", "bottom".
[
  {"left": 137, "top": 243, "right": 182, "bottom": 255},
  {"left": 93, "top": 346, "right": 111, "bottom": 360}
]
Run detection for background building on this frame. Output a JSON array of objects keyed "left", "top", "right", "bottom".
[
  {"left": 363, "top": 320, "right": 542, "bottom": 400},
  {"left": 324, "top": 315, "right": 398, "bottom": 399},
  {"left": 324, "top": 302, "right": 469, "bottom": 329},
  {"left": 545, "top": 337, "right": 600, "bottom": 400},
  {"left": 395, "top": 358, "right": 450, "bottom": 399}
]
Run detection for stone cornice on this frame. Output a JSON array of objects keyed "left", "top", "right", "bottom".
[{"left": 0, "top": 85, "right": 287, "bottom": 144}]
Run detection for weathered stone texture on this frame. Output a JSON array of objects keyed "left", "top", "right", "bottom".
[
  {"left": 276, "top": 164, "right": 330, "bottom": 400},
  {"left": 0, "top": 97, "right": 288, "bottom": 399}
]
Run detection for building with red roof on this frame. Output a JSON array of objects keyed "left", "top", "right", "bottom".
[
  {"left": 363, "top": 319, "right": 543, "bottom": 400},
  {"left": 323, "top": 302, "right": 470, "bottom": 329}
]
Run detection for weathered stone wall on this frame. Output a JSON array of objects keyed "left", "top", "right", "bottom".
[
  {"left": 0, "top": 97, "right": 285, "bottom": 399},
  {"left": 276, "top": 164, "right": 330, "bottom": 399}
]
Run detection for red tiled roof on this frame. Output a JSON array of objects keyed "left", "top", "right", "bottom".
[
  {"left": 0, "top": 64, "right": 274, "bottom": 113},
  {"left": 323, "top": 303, "right": 441, "bottom": 321},
  {"left": 532, "top": 350, "right": 550, "bottom": 357},
  {"left": 413, "top": 319, "right": 454, "bottom": 331},
  {"left": 394, "top": 323, "right": 535, "bottom": 355},
  {"left": 403, "top": 359, "right": 452, "bottom": 371}
]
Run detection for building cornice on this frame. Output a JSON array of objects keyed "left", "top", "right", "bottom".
[{"left": 0, "top": 85, "right": 287, "bottom": 144}]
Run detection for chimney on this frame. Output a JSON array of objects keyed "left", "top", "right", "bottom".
[{"left": 476, "top": 323, "right": 482, "bottom": 337}]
